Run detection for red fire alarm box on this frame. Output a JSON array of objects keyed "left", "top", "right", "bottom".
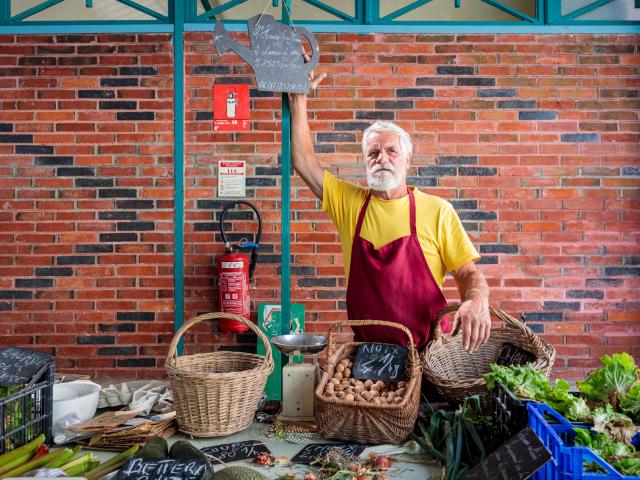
[{"left": 213, "top": 84, "right": 250, "bottom": 131}]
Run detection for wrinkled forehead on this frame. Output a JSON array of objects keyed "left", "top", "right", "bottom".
[{"left": 364, "top": 130, "right": 402, "bottom": 150}]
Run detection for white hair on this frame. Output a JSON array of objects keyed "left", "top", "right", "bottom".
[{"left": 361, "top": 121, "right": 413, "bottom": 158}]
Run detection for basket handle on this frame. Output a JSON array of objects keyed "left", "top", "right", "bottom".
[
  {"left": 326, "top": 319, "right": 419, "bottom": 366},
  {"left": 431, "top": 304, "right": 549, "bottom": 356},
  {"left": 165, "top": 312, "right": 272, "bottom": 365}
]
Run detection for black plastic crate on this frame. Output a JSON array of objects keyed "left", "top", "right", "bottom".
[
  {"left": 492, "top": 380, "right": 534, "bottom": 439},
  {"left": 0, "top": 362, "right": 54, "bottom": 454}
]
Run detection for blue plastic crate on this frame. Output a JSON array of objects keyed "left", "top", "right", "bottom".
[
  {"left": 0, "top": 362, "right": 54, "bottom": 454},
  {"left": 528, "top": 402, "right": 640, "bottom": 480}
]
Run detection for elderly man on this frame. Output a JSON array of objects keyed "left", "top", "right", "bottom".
[{"left": 289, "top": 72, "right": 490, "bottom": 353}]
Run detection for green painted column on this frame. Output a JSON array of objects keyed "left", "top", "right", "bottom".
[
  {"left": 173, "top": 0, "right": 185, "bottom": 353},
  {"left": 280, "top": 0, "right": 292, "bottom": 335}
]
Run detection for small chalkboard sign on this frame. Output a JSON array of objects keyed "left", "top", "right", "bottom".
[
  {"left": 463, "top": 427, "right": 551, "bottom": 480},
  {"left": 291, "top": 443, "right": 366, "bottom": 465},
  {"left": 200, "top": 440, "right": 271, "bottom": 465},
  {"left": 351, "top": 343, "right": 409, "bottom": 382},
  {"left": 0, "top": 346, "right": 51, "bottom": 387},
  {"left": 495, "top": 343, "right": 536, "bottom": 367},
  {"left": 116, "top": 458, "right": 212, "bottom": 480},
  {"left": 215, "top": 14, "right": 320, "bottom": 94}
]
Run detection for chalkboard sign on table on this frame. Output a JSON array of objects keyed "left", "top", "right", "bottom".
[
  {"left": 463, "top": 427, "right": 551, "bottom": 480},
  {"left": 200, "top": 440, "right": 271, "bottom": 465},
  {"left": 0, "top": 346, "right": 52, "bottom": 387},
  {"left": 495, "top": 342, "right": 536, "bottom": 367},
  {"left": 351, "top": 343, "right": 409, "bottom": 382},
  {"left": 116, "top": 458, "right": 212, "bottom": 480},
  {"left": 214, "top": 14, "right": 320, "bottom": 94},
  {"left": 291, "top": 443, "right": 366, "bottom": 465}
]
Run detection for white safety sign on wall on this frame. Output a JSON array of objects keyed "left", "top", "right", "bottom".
[{"left": 218, "top": 160, "right": 246, "bottom": 198}]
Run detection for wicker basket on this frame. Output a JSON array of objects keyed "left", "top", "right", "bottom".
[
  {"left": 315, "top": 320, "right": 422, "bottom": 445},
  {"left": 165, "top": 312, "right": 273, "bottom": 437},
  {"left": 421, "top": 304, "right": 556, "bottom": 412}
]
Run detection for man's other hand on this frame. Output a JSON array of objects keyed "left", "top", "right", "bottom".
[{"left": 451, "top": 299, "right": 490, "bottom": 353}]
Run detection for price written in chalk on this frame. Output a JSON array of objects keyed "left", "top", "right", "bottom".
[
  {"left": 0, "top": 346, "right": 51, "bottom": 387},
  {"left": 200, "top": 440, "right": 271, "bottom": 465},
  {"left": 351, "top": 343, "right": 409, "bottom": 382},
  {"left": 291, "top": 443, "right": 366, "bottom": 465}
]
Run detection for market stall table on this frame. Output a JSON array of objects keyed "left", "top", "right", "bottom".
[{"left": 90, "top": 421, "right": 439, "bottom": 480}]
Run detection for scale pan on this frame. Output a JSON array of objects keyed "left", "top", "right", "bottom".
[{"left": 271, "top": 334, "right": 327, "bottom": 355}]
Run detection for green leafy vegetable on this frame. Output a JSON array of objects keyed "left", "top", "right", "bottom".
[
  {"left": 483, "top": 363, "right": 549, "bottom": 400},
  {"left": 573, "top": 427, "right": 640, "bottom": 476},
  {"left": 577, "top": 353, "right": 638, "bottom": 409},
  {"left": 620, "top": 384, "right": 640, "bottom": 423},
  {"left": 484, "top": 363, "right": 590, "bottom": 421},
  {"left": 592, "top": 404, "right": 640, "bottom": 446}
]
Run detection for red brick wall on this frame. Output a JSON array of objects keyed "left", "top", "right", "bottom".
[{"left": 1, "top": 32, "right": 638, "bottom": 381}]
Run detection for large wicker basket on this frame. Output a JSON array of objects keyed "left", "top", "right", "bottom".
[
  {"left": 165, "top": 312, "right": 273, "bottom": 437},
  {"left": 315, "top": 320, "right": 422, "bottom": 445},
  {"left": 421, "top": 304, "right": 555, "bottom": 411}
]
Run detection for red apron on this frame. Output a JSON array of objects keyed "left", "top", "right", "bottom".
[{"left": 346, "top": 188, "right": 448, "bottom": 350}]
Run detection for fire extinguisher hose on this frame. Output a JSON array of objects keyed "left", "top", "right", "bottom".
[{"left": 219, "top": 201, "right": 262, "bottom": 281}]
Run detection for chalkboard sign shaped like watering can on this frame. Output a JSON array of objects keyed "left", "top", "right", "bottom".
[{"left": 214, "top": 14, "right": 319, "bottom": 94}]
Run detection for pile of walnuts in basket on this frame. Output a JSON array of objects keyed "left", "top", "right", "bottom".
[{"left": 321, "top": 357, "right": 407, "bottom": 405}]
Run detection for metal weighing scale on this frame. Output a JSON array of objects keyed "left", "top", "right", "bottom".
[{"left": 271, "top": 334, "right": 327, "bottom": 423}]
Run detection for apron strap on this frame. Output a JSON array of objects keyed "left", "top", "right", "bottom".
[
  {"left": 354, "top": 192, "right": 372, "bottom": 237},
  {"left": 408, "top": 188, "right": 416, "bottom": 236}
]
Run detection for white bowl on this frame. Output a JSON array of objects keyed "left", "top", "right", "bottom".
[{"left": 53, "top": 381, "right": 101, "bottom": 426}]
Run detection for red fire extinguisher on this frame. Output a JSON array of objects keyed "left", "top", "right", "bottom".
[{"left": 216, "top": 201, "right": 262, "bottom": 333}]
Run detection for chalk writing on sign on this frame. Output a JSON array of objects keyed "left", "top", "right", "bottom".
[
  {"left": 463, "top": 427, "right": 551, "bottom": 480},
  {"left": 116, "top": 458, "right": 211, "bottom": 480},
  {"left": 0, "top": 346, "right": 51, "bottom": 387},
  {"left": 352, "top": 343, "right": 409, "bottom": 382},
  {"left": 214, "top": 14, "right": 320, "bottom": 93},
  {"left": 200, "top": 440, "right": 271, "bottom": 465},
  {"left": 495, "top": 342, "right": 536, "bottom": 367},
  {"left": 291, "top": 443, "right": 366, "bottom": 465}
]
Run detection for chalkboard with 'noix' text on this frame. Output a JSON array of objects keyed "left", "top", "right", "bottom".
[{"left": 352, "top": 343, "right": 409, "bottom": 382}]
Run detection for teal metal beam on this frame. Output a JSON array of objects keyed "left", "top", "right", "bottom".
[
  {"left": 0, "top": 23, "right": 174, "bottom": 33},
  {"left": 563, "top": 0, "right": 615, "bottom": 20},
  {"left": 480, "top": 0, "right": 538, "bottom": 23},
  {"left": 380, "top": 0, "right": 433, "bottom": 23},
  {"left": 116, "top": 0, "right": 168, "bottom": 21},
  {"left": 196, "top": 0, "right": 247, "bottom": 21},
  {"left": 11, "top": 0, "right": 65, "bottom": 22},
  {"left": 281, "top": 0, "right": 292, "bottom": 336},
  {"left": 172, "top": 0, "right": 185, "bottom": 354},
  {"left": 1, "top": 0, "right": 10, "bottom": 25},
  {"left": 302, "top": 0, "right": 357, "bottom": 23},
  {"left": 182, "top": 22, "right": 640, "bottom": 32}
]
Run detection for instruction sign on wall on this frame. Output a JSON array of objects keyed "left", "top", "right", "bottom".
[
  {"left": 218, "top": 161, "right": 246, "bottom": 198},
  {"left": 213, "top": 84, "right": 250, "bottom": 131}
]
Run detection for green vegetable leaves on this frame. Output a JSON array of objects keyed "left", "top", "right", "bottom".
[
  {"left": 573, "top": 427, "right": 640, "bottom": 476},
  {"left": 620, "top": 384, "right": 640, "bottom": 423},
  {"left": 577, "top": 353, "right": 638, "bottom": 409},
  {"left": 484, "top": 364, "right": 590, "bottom": 421}
]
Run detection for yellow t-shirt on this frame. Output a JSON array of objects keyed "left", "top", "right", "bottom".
[{"left": 322, "top": 170, "right": 480, "bottom": 287}]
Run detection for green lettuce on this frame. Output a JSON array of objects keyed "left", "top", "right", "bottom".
[
  {"left": 483, "top": 363, "right": 549, "bottom": 400},
  {"left": 573, "top": 427, "right": 640, "bottom": 476},
  {"left": 484, "top": 364, "right": 590, "bottom": 420},
  {"left": 592, "top": 404, "right": 640, "bottom": 445},
  {"left": 577, "top": 353, "right": 638, "bottom": 408},
  {"left": 620, "top": 384, "right": 640, "bottom": 423}
]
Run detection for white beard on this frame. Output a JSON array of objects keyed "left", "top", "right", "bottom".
[{"left": 366, "top": 162, "right": 402, "bottom": 191}]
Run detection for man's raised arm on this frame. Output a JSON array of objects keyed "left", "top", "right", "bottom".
[{"left": 289, "top": 65, "right": 326, "bottom": 200}]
